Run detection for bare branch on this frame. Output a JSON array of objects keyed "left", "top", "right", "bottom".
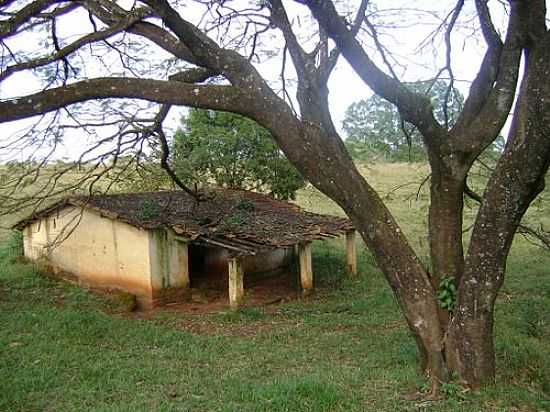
[
  {"left": 449, "top": 1, "right": 525, "bottom": 152},
  {"left": 168, "top": 67, "right": 218, "bottom": 83},
  {"left": 302, "top": 0, "right": 445, "bottom": 141},
  {"left": 363, "top": 17, "right": 399, "bottom": 81},
  {"left": 150, "top": 105, "right": 200, "bottom": 199},
  {"left": 464, "top": 179, "right": 550, "bottom": 251},
  {"left": 320, "top": 0, "right": 369, "bottom": 82},
  {"left": 0, "top": 9, "right": 151, "bottom": 83},
  {"left": 269, "top": 0, "right": 309, "bottom": 82},
  {"left": 441, "top": 0, "right": 464, "bottom": 129},
  {"left": 475, "top": 0, "right": 503, "bottom": 49},
  {"left": 0, "top": 78, "right": 253, "bottom": 123},
  {"left": 0, "top": 0, "right": 68, "bottom": 41}
]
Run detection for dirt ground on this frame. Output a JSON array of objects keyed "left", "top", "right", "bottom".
[{"left": 154, "top": 269, "right": 301, "bottom": 315}]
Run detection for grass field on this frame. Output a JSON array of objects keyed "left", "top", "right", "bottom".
[{"left": 1, "top": 163, "right": 549, "bottom": 411}]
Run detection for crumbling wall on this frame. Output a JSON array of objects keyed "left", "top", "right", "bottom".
[{"left": 22, "top": 207, "right": 153, "bottom": 300}]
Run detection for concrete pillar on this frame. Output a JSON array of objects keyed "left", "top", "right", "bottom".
[
  {"left": 298, "top": 241, "right": 313, "bottom": 295},
  {"left": 228, "top": 257, "right": 244, "bottom": 308},
  {"left": 169, "top": 234, "right": 190, "bottom": 288},
  {"left": 149, "top": 229, "right": 190, "bottom": 306},
  {"left": 346, "top": 230, "right": 357, "bottom": 276}
]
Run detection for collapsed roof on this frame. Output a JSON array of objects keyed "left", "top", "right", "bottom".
[{"left": 14, "top": 189, "right": 354, "bottom": 256}]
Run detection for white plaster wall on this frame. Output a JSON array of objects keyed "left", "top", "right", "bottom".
[
  {"left": 199, "top": 247, "right": 294, "bottom": 275},
  {"left": 244, "top": 248, "right": 294, "bottom": 274},
  {"left": 148, "top": 229, "right": 189, "bottom": 292},
  {"left": 22, "top": 207, "right": 152, "bottom": 297}
]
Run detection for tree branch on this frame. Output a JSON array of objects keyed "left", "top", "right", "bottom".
[
  {"left": 301, "top": 0, "right": 445, "bottom": 141},
  {"left": 449, "top": 1, "right": 524, "bottom": 153},
  {"left": 269, "top": 0, "right": 309, "bottom": 82},
  {"left": 141, "top": 0, "right": 225, "bottom": 70},
  {"left": 0, "top": 78, "right": 251, "bottom": 123},
  {"left": 320, "top": 0, "right": 369, "bottom": 83},
  {"left": 441, "top": 0, "right": 464, "bottom": 129},
  {"left": 475, "top": 0, "right": 503, "bottom": 50},
  {"left": 0, "top": 9, "right": 151, "bottom": 83},
  {"left": 144, "top": 104, "right": 201, "bottom": 199},
  {"left": 464, "top": 178, "right": 550, "bottom": 251},
  {"left": 168, "top": 67, "right": 218, "bottom": 83},
  {"left": 0, "top": 0, "right": 68, "bottom": 41}
]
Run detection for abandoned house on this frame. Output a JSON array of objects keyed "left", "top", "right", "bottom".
[{"left": 13, "top": 189, "right": 357, "bottom": 309}]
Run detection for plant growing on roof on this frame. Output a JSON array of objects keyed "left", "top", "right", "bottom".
[{"left": 139, "top": 199, "right": 161, "bottom": 221}]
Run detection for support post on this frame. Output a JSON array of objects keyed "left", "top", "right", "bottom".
[
  {"left": 149, "top": 229, "right": 190, "bottom": 307},
  {"left": 228, "top": 257, "right": 244, "bottom": 308},
  {"left": 298, "top": 241, "right": 313, "bottom": 295},
  {"left": 170, "top": 235, "right": 190, "bottom": 289},
  {"left": 346, "top": 230, "right": 357, "bottom": 276}
]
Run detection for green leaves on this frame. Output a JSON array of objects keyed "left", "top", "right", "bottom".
[
  {"left": 343, "top": 80, "right": 464, "bottom": 162},
  {"left": 139, "top": 199, "right": 161, "bottom": 221},
  {"left": 172, "top": 109, "right": 306, "bottom": 200},
  {"left": 437, "top": 276, "right": 457, "bottom": 313}
]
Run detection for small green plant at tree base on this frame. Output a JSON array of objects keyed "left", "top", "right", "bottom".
[
  {"left": 440, "top": 381, "right": 466, "bottom": 400},
  {"left": 437, "top": 276, "right": 457, "bottom": 312},
  {"left": 419, "top": 372, "right": 466, "bottom": 401},
  {"left": 139, "top": 199, "right": 161, "bottom": 220}
]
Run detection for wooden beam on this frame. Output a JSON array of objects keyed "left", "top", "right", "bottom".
[
  {"left": 173, "top": 234, "right": 190, "bottom": 243},
  {"left": 298, "top": 241, "right": 313, "bottom": 295},
  {"left": 198, "top": 237, "right": 257, "bottom": 255},
  {"left": 228, "top": 257, "right": 244, "bottom": 308},
  {"left": 346, "top": 230, "right": 357, "bottom": 276}
]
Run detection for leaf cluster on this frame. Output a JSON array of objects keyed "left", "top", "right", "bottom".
[
  {"left": 172, "top": 109, "right": 306, "bottom": 200},
  {"left": 343, "top": 80, "right": 464, "bottom": 162},
  {"left": 437, "top": 276, "right": 457, "bottom": 313},
  {"left": 139, "top": 199, "right": 161, "bottom": 221}
]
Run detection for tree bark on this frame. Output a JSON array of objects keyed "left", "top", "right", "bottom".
[
  {"left": 429, "top": 172, "right": 465, "bottom": 287},
  {"left": 448, "top": 31, "right": 550, "bottom": 387},
  {"left": 428, "top": 167, "right": 466, "bottom": 331},
  {"left": 303, "top": 0, "right": 538, "bottom": 390}
]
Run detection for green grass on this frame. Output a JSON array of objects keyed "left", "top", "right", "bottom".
[{"left": 1, "top": 162, "right": 549, "bottom": 411}]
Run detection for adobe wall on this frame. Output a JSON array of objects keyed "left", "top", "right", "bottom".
[
  {"left": 22, "top": 207, "right": 295, "bottom": 307},
  {"left": 22, "top": 207, "right": 153, "bottom": 301}
]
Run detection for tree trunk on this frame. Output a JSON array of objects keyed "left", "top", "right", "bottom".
[
  {"left": 291, "top": 126, "right": 448, "bottom": 386},
  {"left": 446, "top": 246, "right": 504, "bottom": 385},
  {"left": 429, "top": 172, "right": 465, "bottom": 285},
  {"left": 448, "top": 32, "right": 550, "bottom": 387},
  {"left": 258, "top": 95, "right": 448, "bottom": 383},
  {"left": 428, "top": 166, "right": 466, "bottom": 332}
]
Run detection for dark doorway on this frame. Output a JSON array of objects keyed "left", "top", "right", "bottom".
[{"left": 188, "top": 244, "right": 227, "bottom": 289}]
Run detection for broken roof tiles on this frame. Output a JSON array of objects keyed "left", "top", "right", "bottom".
[{"left": 14, "top": 188, "right": 354, "bottom": 256}]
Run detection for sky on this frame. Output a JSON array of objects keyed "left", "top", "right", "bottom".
[{"left": 0, "top": 0, "right": 537, "bottom": 161}]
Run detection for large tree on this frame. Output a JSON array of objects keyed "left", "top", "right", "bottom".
[
  {"left": 1, "top": 0, "right": 549, "bottom": 394},
  {"left": 172, "top": 109, "right": 305, "bottom": 200},
  {"left": 343, "top": 80, "right": 463, "bottom": 162}
]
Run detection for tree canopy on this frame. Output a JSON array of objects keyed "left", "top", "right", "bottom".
[
  {"left": 172, "top": 109, "right": 305, "bottom": 200},
  {"left": 343, "top": 81, "right": 464, "bottom": 162}
]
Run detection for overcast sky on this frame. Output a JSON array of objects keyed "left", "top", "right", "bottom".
[{"left": 0, "top": 0, "right": 543, "bottom": 161}]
